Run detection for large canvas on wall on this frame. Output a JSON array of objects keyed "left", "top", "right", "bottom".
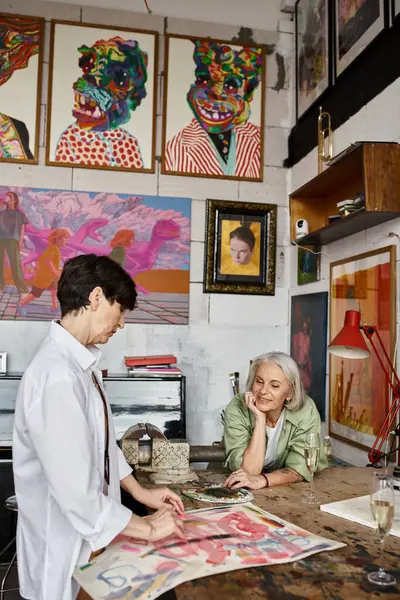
[
  {"left": 46, "top": 21, "right": 158, "bottom": 173},
  {"left": 290, "top": 292, "right": 328, "bottom": 420},
  {"left": 0, "top": 186, "right": 190, "bottom": 324},
  {"left": 161, "top": 34, "right": 265, "bottom": 182},
  {"left": 74, "top": 504, "right": 345, "bottom": 600},
  {"left": 0, "top": 13, "right": 44, "bottom": 164},
  {"left": 329, "top": 246, "right": 396, "bottom": 452}
]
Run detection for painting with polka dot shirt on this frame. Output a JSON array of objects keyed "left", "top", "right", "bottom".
[
  {"left": 46, "top": 21, "right": 157, "bottom": 173},
  {"left": 0, "top": 185, "right": 190, "bottom": 324}
]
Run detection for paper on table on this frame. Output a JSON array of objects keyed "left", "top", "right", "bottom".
[{"left": 320, "top": 492, "right": 400, "bottom": 537}]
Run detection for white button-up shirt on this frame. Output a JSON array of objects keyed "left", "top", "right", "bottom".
[{"left": 13, "top": 322, "right": 132, "bottom": 600}]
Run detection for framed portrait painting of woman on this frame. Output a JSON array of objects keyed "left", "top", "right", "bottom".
[{"left": 203, "top": 199, "right": 277, "bottom": 295}]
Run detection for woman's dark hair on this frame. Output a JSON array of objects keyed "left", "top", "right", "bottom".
[
  {"left": 57, "top": 254, "right": 137, "bottom": 317},
  {"left": 229, "top": 226, "right": 256, "bottom": 251}
]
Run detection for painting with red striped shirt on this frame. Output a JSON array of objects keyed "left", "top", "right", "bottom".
[{"left": 162, "top": 34, "right": 266, "bottom": 182}]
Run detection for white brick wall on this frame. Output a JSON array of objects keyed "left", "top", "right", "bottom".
[
  {"left": 1, "top": 0, "right": 290, "bottom": 445},
  {"left": 289, "top": 78, "right": 400, "bottom": 466}
]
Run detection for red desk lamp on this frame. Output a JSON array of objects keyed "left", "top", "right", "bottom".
[{"left": 328, "top": 310, "right": 400, "bottom": 465}]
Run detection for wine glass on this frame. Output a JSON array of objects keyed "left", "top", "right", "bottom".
[
  {"left": 302, "top": 432, "right": 321, "bottom": 504},
  {"left": 368, "top": 472, "right": 396, "bottom": 586}
]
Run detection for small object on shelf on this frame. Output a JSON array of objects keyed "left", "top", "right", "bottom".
[
  {"left": 295, "top": 218, "right": 309, "bottom": 239},
  {"left": 328, "top": 215, "right": 341, "bottom": 224},
  {"left": 124, "top": 354, "right": 177, "bottom": 367},
  {"left": 127, "top": 366, "right": 182, "bottom": 378}
]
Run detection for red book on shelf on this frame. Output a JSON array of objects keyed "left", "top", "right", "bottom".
[{"left": 124, "top": 354, "right": 177, "bottom": 367}]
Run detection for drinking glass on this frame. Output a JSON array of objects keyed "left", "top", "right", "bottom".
[
  {"left": 302, "top": 432, "right": 321, "bottom": 505},
  {"left": 368, "top": 472, "right": 396, "bottom": 586}
]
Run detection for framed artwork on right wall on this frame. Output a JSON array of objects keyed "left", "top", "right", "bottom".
[
  {"left": 335, "top": 0, "right": 386, "bottom": 77},
  {"left": 329, "top": 245, "right": 396, "bottom": 453}
]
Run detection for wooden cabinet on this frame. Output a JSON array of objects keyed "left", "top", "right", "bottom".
[{"left": 289, "top": 142, "right": 400, "bottom": 245}]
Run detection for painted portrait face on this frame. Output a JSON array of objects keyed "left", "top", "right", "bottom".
[
  {"left": 73, "top": 36, "right": 148, "bottom": 132},
  {"left": 186, "top": 41, "right": 263, "bottom": 134},
  {"left": 230, "top": 237, "right": 253, "bottom": 265},
  {"left": 0, "top": 16, "right": 40, "bottom": 86}
]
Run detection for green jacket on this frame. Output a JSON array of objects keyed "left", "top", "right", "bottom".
[{"left": 223, "top": 393, "right": 327, "bottom": 482}]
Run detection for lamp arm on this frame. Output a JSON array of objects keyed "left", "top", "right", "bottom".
[{"left": 362, "top": 325, "right": 400, "bottom": 464}]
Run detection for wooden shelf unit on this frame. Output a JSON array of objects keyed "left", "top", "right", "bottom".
[{"left": 289, "top": 142, "right": 400, "bottom": 245}]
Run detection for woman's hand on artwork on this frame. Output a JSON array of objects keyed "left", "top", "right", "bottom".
[
  {"left": 145, "top": 506, "right": 186, "bottom": 541},
  {"left": 224, "top": 468, "right": 266, "bottom": 491},
  {"left": 244, "top": 392, "right": 265, "bottom": 422},
  {"left": 143, "top": 487, "right": 185, "bottom": 515}
]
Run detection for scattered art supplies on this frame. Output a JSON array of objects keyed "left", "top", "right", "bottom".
[
  {"left": 124, "top": 355, "right": 182, "bottom": 378},
  {"left": 320, "top": 493, "right": 400, "bottom": 537},
  {"left": 74, "top": 503, "right": 345, "bottom": 600},
  {"left": 182, "top": 483, "right": 253, "bottom": 504}
]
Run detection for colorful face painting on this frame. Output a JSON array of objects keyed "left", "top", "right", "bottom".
[
  {"left": 0, "top": 14, "right": 43, "bottom": 163},
  {"left": 0, "top": 186, "right": 190, "bottom": 324},
  {"left": 163, "top": 35, "right": 265, "bottom": 181},
  {"left": 47, "top": 22, "right": 157, "bottom": 172},
  {"left": 74, "top": 504, "right": 345, "bottom": 600}
]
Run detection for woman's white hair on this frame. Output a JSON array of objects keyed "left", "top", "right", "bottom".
[{"left": 245, "top": 351, "right": 306, "bottom": 411}]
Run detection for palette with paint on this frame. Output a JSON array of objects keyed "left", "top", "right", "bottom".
[{"left": 182, "top": 483, "right": 254, "bottom": 504}]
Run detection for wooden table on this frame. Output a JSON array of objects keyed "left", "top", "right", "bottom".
[{"left": 156, "top": 467, "right": 400, "bottom": 599}]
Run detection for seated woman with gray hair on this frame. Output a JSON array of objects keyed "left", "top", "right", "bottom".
[{"left": 223, "top": 351, "right": 327, "bottom": 490}]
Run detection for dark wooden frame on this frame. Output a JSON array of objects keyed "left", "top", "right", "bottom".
[
  {"left": 46, "top": 20, "right": 158, "bottom": 174},
  {"left": 295, "top": 0, "right": 331, "bottom": 121},
  {"left": 203, "top": 199, "right": 277, "bottom": 295},
  {"left": 334, "top": 0, "right": 387, "bottom": 79},
  {"left": 329, "top": 245, "right": 396, "bottom": 452},
  {"left": 392, "top": 0, "right": 400, "bottom": 21},
  {"left": 161, "top": 33, "right": 266, "bottom": 182},
  {"left": 0, "top": 13, "right": 44, "bottom": 165}
]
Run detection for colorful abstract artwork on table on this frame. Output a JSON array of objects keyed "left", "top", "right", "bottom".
[
  {"left": 0, "top": 13, "right": 44, "bottom": 163},
  {"left": 0, "top": 186, "right": 190, "bottom": 324},
  {"left": 46, "top": 21, "right": 157, "bottom": 172},
  {"left": 329, "top": 246, "right": 396, "bottom": 452},
  {"left": 162, "top": 35, "right": 265, "bottom": 181},
  {"left": 74, "top": 504, "right": 345, "bottom": 600}
]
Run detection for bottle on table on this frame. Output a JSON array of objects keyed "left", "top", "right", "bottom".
[{"left": 324, "top": 435, "right": 332, "bottom": 463}]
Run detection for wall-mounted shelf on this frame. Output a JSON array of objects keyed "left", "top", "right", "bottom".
[{"left": 290, "top": 142, "right": 400, "bottom": 245}]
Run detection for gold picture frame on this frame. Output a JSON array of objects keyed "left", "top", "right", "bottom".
[
  {"left": 46, "top": 20, "right": 158, "bottom": 173},
  {"left": 161, "top": 33, "right": 266, "bottom": 182},
  {"left": 203, "top": 199, "right": 277, "bottom": 295},
  {"left": 0, "top": 13, "right": 44, "bottom": 165}
]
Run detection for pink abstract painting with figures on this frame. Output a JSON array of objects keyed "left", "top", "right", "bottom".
[
  {"left": 0, "top": 186, "right": 190, "bottom": 323},
  {"left": 74, "top": 504, "right": 345, "bottom": 600}
]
